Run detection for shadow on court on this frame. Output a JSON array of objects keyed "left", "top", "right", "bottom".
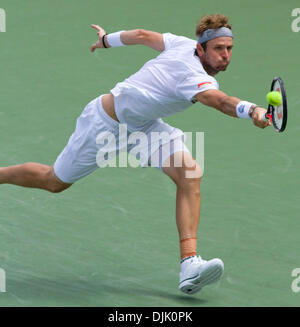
[{"left": 5, "top": 275, "right": 208, "bottom": 306}]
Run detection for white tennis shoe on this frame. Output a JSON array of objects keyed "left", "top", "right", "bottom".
[{"left": 179, "top": 255, "right": 224, "bottom": 295}]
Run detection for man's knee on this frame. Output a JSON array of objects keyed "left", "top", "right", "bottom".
[
  {"left": 45, "top": 167, "right": 72, "bottom": 193},
  {"left": 48, "top": 183, "right": 70, "bottom": 193},
  {"left": 177, "top": 164, "right": 202, "bottom": 190},
  {"left": 163, "top": 153, "right": 202, "bottom": 188},
  {"left": 181, "top": 162, "right": 202, "bottom": 183}
]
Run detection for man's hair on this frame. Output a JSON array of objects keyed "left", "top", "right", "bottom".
[
  {"left": 194, "top": 14, "right": 232, "bottom": 55},
  {"left": 195, "top": 14, "right": 232, "bottom": 37}
]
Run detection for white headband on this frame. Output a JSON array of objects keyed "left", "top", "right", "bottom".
[{"left": 197, "top": 27, "right": 233, "bottom": 44}]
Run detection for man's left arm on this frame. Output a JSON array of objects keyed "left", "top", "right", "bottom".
[
  {"left": 195, "top": 89, "right": 271, "bottom": 129},
  {"left": 90, "top": 24, "right": 165, "bottom": 52}
]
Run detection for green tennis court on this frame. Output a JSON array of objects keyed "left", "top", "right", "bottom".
[{"left": 0, "top": 0, "right": 300, "bottom": 306}]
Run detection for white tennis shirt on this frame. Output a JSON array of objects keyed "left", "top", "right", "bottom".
[{"left": 110, "top": 33, "right": 219, "bottom": 130}]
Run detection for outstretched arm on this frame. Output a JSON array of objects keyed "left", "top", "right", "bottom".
[
  {"left": 195, "top": 89, "right": 271, "bottom": 129},
  {"left": 90, "top": 24, "right": 164, "bottom": 52}
]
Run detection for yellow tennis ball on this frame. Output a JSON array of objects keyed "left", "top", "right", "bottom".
[{"left": 266, "top": 91, "right": 282, "bottom": 106}]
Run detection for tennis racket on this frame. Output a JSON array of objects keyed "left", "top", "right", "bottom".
[{"left": 263, "top": 77, "right": 288, "bottom": 133}]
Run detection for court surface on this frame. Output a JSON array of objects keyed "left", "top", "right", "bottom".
[{"left": 0, "top": 0, "right": 300, "bottom": 306}]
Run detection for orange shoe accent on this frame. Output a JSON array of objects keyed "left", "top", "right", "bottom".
[{"left": 180, "top": 237, "right": 197, "bottom": 260}]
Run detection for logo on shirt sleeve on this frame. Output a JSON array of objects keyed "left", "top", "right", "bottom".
[{"left": 197, "top": 82, "right": 213, "bottom": 88}]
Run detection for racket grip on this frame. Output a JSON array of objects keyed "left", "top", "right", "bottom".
[{"left": 263, "top": 113, "right": 272, "bottom": 122}]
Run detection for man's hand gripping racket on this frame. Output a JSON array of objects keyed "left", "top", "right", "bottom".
[{"left": 251, "top": 106, "right": 272, "bottom": 129}]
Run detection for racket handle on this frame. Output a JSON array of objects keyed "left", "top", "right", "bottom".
[{"left": 262, "top": 113, "right": 272, "bottom": 122}]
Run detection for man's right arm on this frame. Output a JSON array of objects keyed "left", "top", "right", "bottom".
[
  {"left": 90, "top": 24, "right": 165, "bottom": 52},
  {"left": 195, "top": 89, "right": 271, "bottom": 129}
]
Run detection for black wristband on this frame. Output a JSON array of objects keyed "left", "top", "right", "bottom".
[
  {"left": 249, "top": 105, "right": 259, "bottom": 118},
  {"left": 102, "top": 34, "right": 108, "bottom": 48}
]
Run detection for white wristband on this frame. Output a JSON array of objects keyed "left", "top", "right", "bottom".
[
  {"left": 106, "top": 31, "right": 126, "bottom": 47},
  {"left": 236, "top": 101, "right": 256, "bottom": 119}
]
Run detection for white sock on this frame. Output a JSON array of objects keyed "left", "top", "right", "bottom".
[{"left": 180, "top": 255, "right": 197, "bottom": 273}]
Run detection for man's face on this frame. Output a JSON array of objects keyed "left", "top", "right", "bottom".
[{"left": 197, "top": 37, "right": 233, "bottom": 75}]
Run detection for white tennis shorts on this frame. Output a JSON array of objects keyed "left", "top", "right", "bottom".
[{"left": 53, "top": 95, "right": 191, "bottom": 183}]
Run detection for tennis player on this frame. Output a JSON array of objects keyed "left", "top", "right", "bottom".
[{"left": 0, "top": 14, "right": 271, "bottom": 295}]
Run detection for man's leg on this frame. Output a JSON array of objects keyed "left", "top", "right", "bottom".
[
  {"left": 0, "top": 96, "right": 118, "bottom": 194},
  {"left": 162, "top": 151, "right": 224, "bottom": 295},
  {"left": 0, "top": 162, "right": 72, "bottom": 193},
  {"left": 162, "top": 151, "right": 201, "bottom": 259}
]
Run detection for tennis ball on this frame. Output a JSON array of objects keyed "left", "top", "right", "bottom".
[{"left": 266, "top": 91, "right": 282, "bottom": 106}]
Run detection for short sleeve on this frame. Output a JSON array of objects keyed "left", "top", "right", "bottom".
[
  {"left": 176, "top": 74, "right": 219, "bottom": 102},
  {"left": 162, "top": 33, "right": 193, "bottom": 51},
  {"left": 162, "top": 33, "right": 179, "bottom": 51}
]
